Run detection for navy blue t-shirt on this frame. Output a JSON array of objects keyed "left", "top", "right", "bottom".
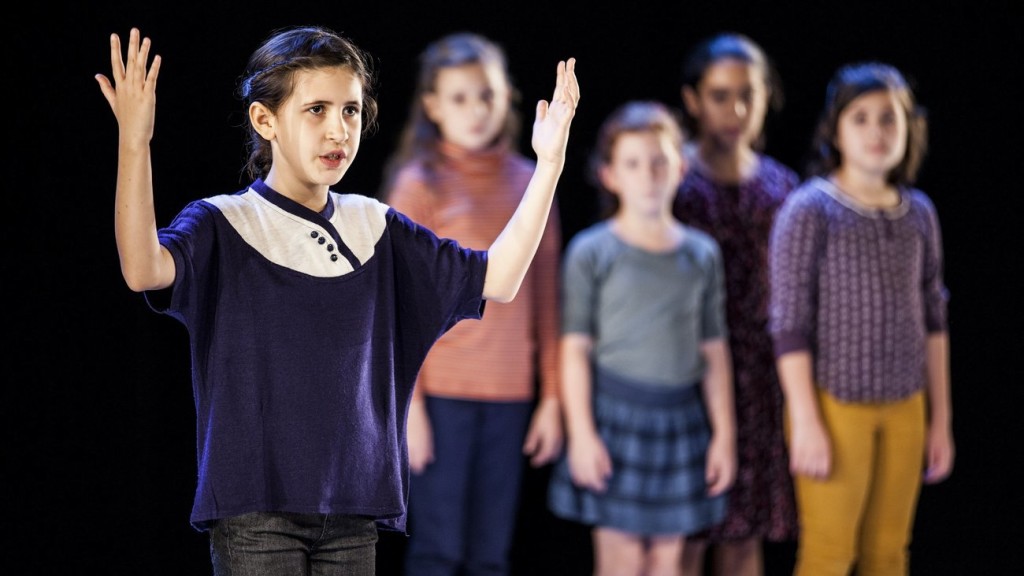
[{"left": 147, "top": 180, "right": 487, "bottom": 532}]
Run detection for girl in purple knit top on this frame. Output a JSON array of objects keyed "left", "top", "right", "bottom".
[{"left": 769, "top": 62, "right": 955, "bottom": 576}]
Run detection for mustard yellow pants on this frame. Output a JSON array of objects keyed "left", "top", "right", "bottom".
[{"left": 789, "top": 389, "right": 925, "bottom": 576}]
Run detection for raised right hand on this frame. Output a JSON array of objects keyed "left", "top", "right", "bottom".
[{"left": 95, "top": 28, "right": 161, "bottom": 147}]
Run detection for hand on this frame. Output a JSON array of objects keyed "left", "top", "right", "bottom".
[
  {"left": 788, "top": 418, "right": 832, "bottom": 480},
  {"left": 95, "top": 28, "right": 161, "bottom": 147},
  {"left": 406, "top": 399, "right": 434, "bottom": 474},
  {"left": 531, "top": 58, "right": 579, "bottom": 167},
  {"left": 567, "top": 431, "right": 612, "bottom": 493},
  {"left": 924, "top": 421, "right": 955, "bottom": 484},
  {"left": 522, "top": 397, "right": 564, "bottom": 467},
  {"left": 705, "top": 431, "right": 737, "bottom": 496}
]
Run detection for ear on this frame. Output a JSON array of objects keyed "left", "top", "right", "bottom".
[
  {"left": 422, "top": 93, "right": 440, "bottom": 123},
  {"left": 597, "top": 164, "right": 619, "bottom": 195},
  {"left": 249, "top": 102, "right": 275, "bottom": 141},
  {"left": 677, "top": 152, "right": 690, "bottom": 182},
  {"left": 681, "top": 86, "right": 700, "bottom": 117}
]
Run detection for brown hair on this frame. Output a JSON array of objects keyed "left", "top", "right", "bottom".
[{"left": 236, "top": 26, "right": 379, "bottom": 181}]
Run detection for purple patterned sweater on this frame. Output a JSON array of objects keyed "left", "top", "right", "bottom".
[{"left": 769, "top": 177, "right": 949, "bottom": 402}]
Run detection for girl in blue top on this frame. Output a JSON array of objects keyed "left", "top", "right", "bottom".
[{"left": 96, "top": 26, "right": 578, "bottom": 575}]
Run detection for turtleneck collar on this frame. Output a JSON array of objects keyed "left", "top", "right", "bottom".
[{"left": 436, "top": 139, "right": 509, "bottom": 174}]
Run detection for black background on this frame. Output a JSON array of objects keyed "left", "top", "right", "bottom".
[{"left": 10, "top": 1, "right": 1022, "bottom": 574}]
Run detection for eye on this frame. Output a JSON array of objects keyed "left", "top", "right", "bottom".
[
  {"left": 343, "top": 104, "right": 360, "bottom": 117},
  {"left": 308, "top": 104, "right": 325, "bottom": 116}
]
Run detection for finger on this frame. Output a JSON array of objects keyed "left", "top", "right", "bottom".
[
  {"left": 148, "top": 55, "right": 162, "bottom": 90},
  {"left": 95, "top": 75, "right": 117, "bottom": 109},
  {"left": 550, "top": 59, "right": 565, "bottom": 104},
  {"left": 109, "top": 33, "right": 125, "bottom": 82},
  {"left": 535, "top": 99, "right": 548, "bottom": 123},
  {"left": 126, "top": 28, "right": 140, "bottom": 81},
  {"left": 137, "top": 35, "right": 153, "bottom": 82},
  {"left": 522, "top": 433, "right": 538, "bottom": 455},
  {"left": 564, "top": 58, "right": 579, "bottom": 106}
]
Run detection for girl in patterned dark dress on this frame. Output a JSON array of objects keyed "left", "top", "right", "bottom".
[
  {"left": 548, "top": 100, "right": 736, "bottom": 575},
  {"left": 672, "top": 32, "right": 799, "bottom": 576}
]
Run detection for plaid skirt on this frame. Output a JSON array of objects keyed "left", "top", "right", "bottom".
[{"left": 547, "top": 366, "right": 726, "bottom": 535}]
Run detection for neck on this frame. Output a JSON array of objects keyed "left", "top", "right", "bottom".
[
  {"left": 264, "top": 172, "right": 331, "bottom": 212},
  {"left": 611, "top": 211, "right": 681, "bottom": 251},
  {"left": 692, "top": 142, "right": 757, "bottom": 184},
  {"left": 831, "top": 168, "right": 898, "bottom": 208}
]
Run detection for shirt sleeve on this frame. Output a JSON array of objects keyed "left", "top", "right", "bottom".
[
  {"left": 917, "top": 192, "right": 950, "bottom": 333},
  {"left": 769, "top": 191, "right": 823, "bottom": 357},
  {"left": 700, "top": 238, "right": 728, "bottom": 342},
  {"left": 561, "top": 231, "right": 598, "bottom": 337},
  {"left": 387, "top": 207, "right": 488, "bottom": 350}
]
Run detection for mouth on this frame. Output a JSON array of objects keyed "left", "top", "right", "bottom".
[{"left": 320, "top": 150, "right": 347, "bottom": 170}]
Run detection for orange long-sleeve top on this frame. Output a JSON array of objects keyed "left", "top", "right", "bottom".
[{"left": 384, "top": 140, "right": 561, "bottom": 402}]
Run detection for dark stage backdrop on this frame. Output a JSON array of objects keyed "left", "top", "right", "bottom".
[{"left": 10, "top": 1, "right": 1021, "bottom": 574}]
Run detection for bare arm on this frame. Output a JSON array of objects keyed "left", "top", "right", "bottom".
[
  {"left": 699, "top": 338, "right": 736, "bottom": 496},
  {"left": 560, "top": 332, "right": 611, "bottom": 492},
  {"left": 95, "top": 28, "right": 175, "bottom": 292},
  {"left": 484, "top": 59, "right": 579, "bottom": 302},
  {"left": 923, "top": 332, "right": 954, "bottom": 483},
  {"left": 522, "top": 396, "right": 563, "bottom": 467},
  {"left": 777, "top": 350, "right": 831, "bottom": 479}
]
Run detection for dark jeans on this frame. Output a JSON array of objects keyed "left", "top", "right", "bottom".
[{"left": 210, "top": 511, "right": 378, "bottom": 576}]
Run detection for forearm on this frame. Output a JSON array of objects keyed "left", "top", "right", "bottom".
[
  {"left": 483, "top": 160, "right": 562, "bottom": 302},
  {"left": 114, "top": 141, "right": 173, "bottom": 292},
  {"left": 925, "top": 332, "right": 952, "bottom": 429},
  {"left": 699, "top": 339, "right": 735, "bottom": 443},
  {"left": 776, "top": 350, "right": 821, "bottom": 427},
  {"left": 560, "top": 334, "right": 597, "bottom": 441}
]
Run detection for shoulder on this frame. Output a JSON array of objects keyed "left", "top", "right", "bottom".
[
  {"left": 682, "top": 226, "right": 723, "bottom": 263},
  {"left": 201, "top": 186, "right": 255, "bottom": 210},
  {"left": 773, "top": 179, "right": 834, "bottom": 234},
  {"left": 331, "top": 191, "right": 391, "bottom": 230},
  {"left": 904, "top": 187, "right": 938, "bottom": 213},
  {"left": 565, "top": 222, "right": 615, "bottom": 260},
  {"left": 757, "top": 155, "right": 801, "bottom": 190},
  {"left": 901, "top": 187, "right": 943, "bottom": 236},
  {"left": 782, "top": 178, "right": 830, "bottom": 210}
]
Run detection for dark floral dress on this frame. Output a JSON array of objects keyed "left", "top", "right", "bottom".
[{"left": 673, "top": 155, "right": 800, "bottom": 542}]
